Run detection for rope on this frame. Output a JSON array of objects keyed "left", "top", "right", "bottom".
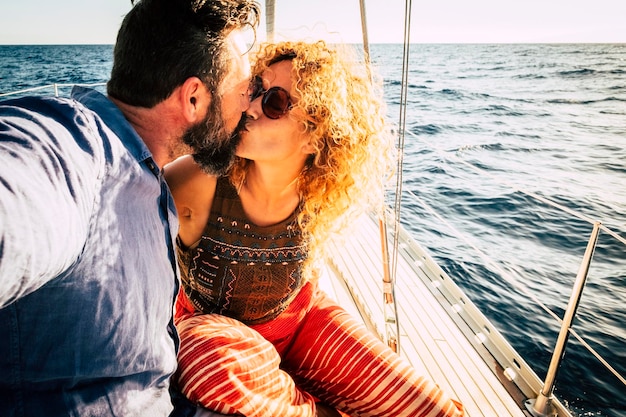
[
  {"left": 383, "top": 0, "right": 414, "bottom": 354},
  {"left": 357, "top": 0, "right": 402, "bottom": 353},
  {"left": 358, "top": 0, "right": 409, "bottom": 353}
]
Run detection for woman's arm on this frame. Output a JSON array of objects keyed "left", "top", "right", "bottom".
[{"left": 164, "top": 155, "right": 218, "bottom": 248}]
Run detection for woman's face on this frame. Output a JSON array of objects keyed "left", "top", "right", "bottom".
[{"left": 237, "top": 60, "right": 313, "bottom": 165}]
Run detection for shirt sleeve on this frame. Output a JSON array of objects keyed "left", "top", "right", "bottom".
[{"left": 0, "top": 98, "right": 100, "bottom": 307}]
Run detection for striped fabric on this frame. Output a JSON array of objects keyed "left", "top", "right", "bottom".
[{"left": 174, "top": 282, "right": 464, "bottom": 417}]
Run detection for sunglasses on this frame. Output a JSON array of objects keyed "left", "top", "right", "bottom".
[{"left": 249, "top": 76, "right": 293, "bottom": 119}]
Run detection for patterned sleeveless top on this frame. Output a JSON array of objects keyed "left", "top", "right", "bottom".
[{"left": 177, "top": 177, "right": 307, "bottom": 324}]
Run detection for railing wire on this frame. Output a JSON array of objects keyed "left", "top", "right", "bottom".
[
  {"left": 0, "top": 83, "right": 107, "bottom": 98},
  {"left": 405, "top": 130, "right": 626, "bottom": 390}
]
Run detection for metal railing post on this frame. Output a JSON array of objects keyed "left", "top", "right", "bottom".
[{"left": 525, "top": 221, "right": 601, "bottom": 417}]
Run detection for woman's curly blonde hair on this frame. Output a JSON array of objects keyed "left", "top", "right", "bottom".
[{"left": 230, "top": 40, "right": 396, "bottom": 278}]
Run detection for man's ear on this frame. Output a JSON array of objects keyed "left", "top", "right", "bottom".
[{"left": 180, "top": 77, "right": 211, "bottom": 123}]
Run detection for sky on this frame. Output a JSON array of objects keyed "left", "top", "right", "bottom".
[{"left": 0, "top": 0, "right": 624, "bottom": 45}]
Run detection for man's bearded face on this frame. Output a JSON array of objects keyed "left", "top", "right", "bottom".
[{"left": 182, "top": 103, "right": 246, "bottom": 175}]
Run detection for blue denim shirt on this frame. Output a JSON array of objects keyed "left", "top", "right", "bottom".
[{"left": 0, "top": 87, "right": 180, "bottom": 416}]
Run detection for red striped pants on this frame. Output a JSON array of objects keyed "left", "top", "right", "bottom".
[{"left": 174, "top": 282, "right": 464, "bottom": 417}]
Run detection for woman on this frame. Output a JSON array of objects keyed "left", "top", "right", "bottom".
[{"left": 165, "top": 40, "right": 464, "bottom": 417}]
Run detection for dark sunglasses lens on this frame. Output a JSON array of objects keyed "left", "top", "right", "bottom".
[{"left": 262, "top": 87, "right": 290, "bottom": 119}]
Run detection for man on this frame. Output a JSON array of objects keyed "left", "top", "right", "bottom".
[{"left": 0, "top": 0, "right": 260, "bottom": 415}]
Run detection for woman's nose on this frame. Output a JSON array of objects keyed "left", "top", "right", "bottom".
[{"left": 245, "top": 95, "right": 262, "bottom": 119}]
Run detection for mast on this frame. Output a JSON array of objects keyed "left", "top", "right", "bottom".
[
  {"left": 359, "top": 0, "right": 371, "bottom": 66},
  {"left": 265, "top": 0, "right": 275, "bottom": 42}
]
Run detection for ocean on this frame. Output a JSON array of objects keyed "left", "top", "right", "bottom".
[{"left": 1, "top": 43, "right": 625, "bottom": 416}]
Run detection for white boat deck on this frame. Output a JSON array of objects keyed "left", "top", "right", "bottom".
[{"left": 321, "top": 215, "right": 563, "bottom": 417}]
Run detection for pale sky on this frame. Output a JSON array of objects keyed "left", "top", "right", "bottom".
[{"left": 0, "top": 0, "right": 624, "bottom": 45}]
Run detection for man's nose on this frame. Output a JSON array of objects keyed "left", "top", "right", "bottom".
[{"left": 240, "top": 92, "right": 251, "bottom": 113}]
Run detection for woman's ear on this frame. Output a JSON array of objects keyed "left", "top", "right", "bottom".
[
  {"left": 180, "top": 77, "right": 211, "bottom": 123},
  {"left": 301, "top": 139, "right": 316, "bottom": 155}
]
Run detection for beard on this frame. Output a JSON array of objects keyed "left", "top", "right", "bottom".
[{"left": 181, "top": 106, "right": 247, "bottom": 176}]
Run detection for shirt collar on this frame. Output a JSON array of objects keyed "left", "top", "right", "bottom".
[{"left": 71, "top": 86, "right": 155, "bottom": 167}]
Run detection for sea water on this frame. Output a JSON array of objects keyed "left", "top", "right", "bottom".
[
  {"left": 371, "top": 43, "right": 626, "bottom": 417},
  {"left": 1, "top": 43, "right": 624, "bottom": 417}
]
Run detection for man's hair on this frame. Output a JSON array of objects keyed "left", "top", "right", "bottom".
[{"left": 107, "top": 0, "right": 260, "bottom": 108}]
